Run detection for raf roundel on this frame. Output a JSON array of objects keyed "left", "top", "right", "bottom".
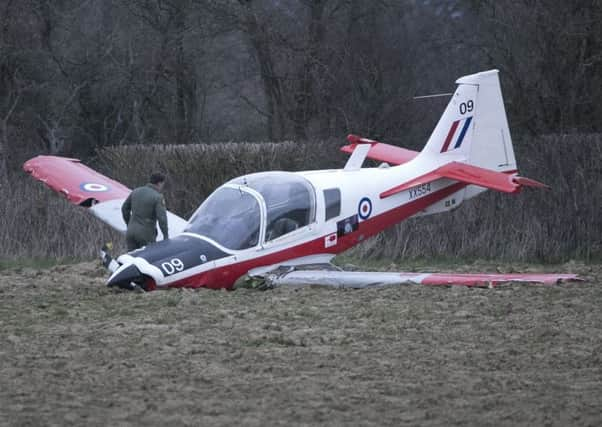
[
  {"left": 80, "top": 182, "right": 110, "bottom": 192},
  {"left": 358, "top": 197, "right": 372, "bottom": 220}
]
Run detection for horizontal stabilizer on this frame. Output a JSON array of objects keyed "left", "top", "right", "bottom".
[
  {"left": 341, "top": 134, "right": 419, "bottom": 166},
  {"left": 512, "top": 176, "right": 549, "bottom": 189},
  {"left": 380, "top": 161, "right": 547, "bottom": 199}
]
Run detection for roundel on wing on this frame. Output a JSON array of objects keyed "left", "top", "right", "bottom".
[
  {"left": 80, "top": 182, "right": 110, "bottom": 192},
  {"left": 358, "top": 197, "right": 372, "bottom": 220}
]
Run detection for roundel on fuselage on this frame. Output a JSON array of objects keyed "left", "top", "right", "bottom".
[{"left": 358, "top": 197, "right": 372, "bottom": 220}]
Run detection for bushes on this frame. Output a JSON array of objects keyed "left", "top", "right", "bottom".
[
  {"left": 3, "top": 135, "right": 600, "bottom": 262},
  {"left": 95, "top": 141, "right": 345, "bottom": 218},
  {"left": 0, "top": 178, "right": 122, "bottom": 260}
]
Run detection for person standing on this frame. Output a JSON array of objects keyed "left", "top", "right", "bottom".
[{"left": 121, "top": 172, "right": 169, "bottom": 251}]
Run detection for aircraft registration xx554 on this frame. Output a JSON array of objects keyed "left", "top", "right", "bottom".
[{"left": 24, "top": 70, "right": 577, "bottom": 290}]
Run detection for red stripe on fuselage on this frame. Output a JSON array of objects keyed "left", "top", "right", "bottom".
[
  {"left": 166, "top": 182, "right": 467, "bottom": 290},
  {"left": 440, "top": 120, "right": 460, "bottom": 153}
]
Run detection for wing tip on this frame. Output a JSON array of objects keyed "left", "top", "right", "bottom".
[
  {"left": 346, "top": 134, "right": 379, "bottom": 145},
  {"left": 512, "top": 175, "right": 550, "bottom": 190}
]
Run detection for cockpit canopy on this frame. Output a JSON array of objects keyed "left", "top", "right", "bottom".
[{"left": 184, "top": 172, "right": 316, "bottom": 250}]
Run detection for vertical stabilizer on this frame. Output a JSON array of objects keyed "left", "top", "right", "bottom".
[{"left": 420, "top": 69, "right": 517, "bottom": 172}]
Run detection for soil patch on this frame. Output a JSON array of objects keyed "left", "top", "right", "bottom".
[{"left": 1, "top": 261, "right": 600, "bottom": 426}]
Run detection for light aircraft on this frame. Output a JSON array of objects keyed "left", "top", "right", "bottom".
[{"left": 23, "top": 70, "right": 578, "bottom": 290}]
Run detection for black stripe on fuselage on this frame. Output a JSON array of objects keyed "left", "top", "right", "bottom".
[{"left": 132, "top": 235, "right": 229, "bottom": 272}]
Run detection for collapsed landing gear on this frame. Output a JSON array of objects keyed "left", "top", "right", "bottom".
[
  {"left": 100, "top": 243, "right": 120, "bottom": 272},
  {"left": 100, "top": 243, "right": 154, "bottom": 292}
]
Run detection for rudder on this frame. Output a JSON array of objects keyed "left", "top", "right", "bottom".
[{"left": 420, "top": 69, "right": 517, "bottom": 173}]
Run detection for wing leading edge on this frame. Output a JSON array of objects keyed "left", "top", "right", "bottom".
[{"left": 24, "top": 155, "right": 130, "bottom": 206}]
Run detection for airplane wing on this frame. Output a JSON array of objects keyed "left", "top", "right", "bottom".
[
  {"left": 380, "top": 161, "right": 548, "bottom": 199},
  {"left": 23, "top": 155, "right": 188, "bottom": 238},
  {"left": 258, "top": 269, "right": 581, "bottom": 289},
  {"left": 340, "top": 134, "right": 419, "bottom": 166}
]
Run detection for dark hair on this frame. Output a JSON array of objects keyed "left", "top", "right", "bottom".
[{"left": 150, "top": 172, "right": 166, "bottom": 184}]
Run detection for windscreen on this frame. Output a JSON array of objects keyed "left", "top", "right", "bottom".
[
  {"left": 230, "top": 172, "right": 316, "bottom": 241},
  {"left": 184, "top": 187, "right": 260, "bottom": 250}
]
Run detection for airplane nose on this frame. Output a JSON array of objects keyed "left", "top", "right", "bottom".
[{"left": 107, "top": 264, "right": 144, "bottom": 289}]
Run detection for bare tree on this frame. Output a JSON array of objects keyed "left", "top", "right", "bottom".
[{"left": 464, "top": 0, "right": 602, "bottom": 134}]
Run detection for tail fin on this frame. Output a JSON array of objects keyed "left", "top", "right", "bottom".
[
  {"left": 379, "top": 70, "right": 547, "bottom": 203},
  {"left": 420, "top": 69, "right": 516, "bottom": 172}
]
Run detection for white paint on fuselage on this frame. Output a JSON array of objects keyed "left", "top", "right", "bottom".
[
  {"left": 297, "top": 151, "right": 470, "bottom": 224},
  {"left": 133, "top": 152, "right": 492, "bottom": 288}
]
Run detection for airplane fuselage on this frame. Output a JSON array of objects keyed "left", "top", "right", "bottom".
[{"left": 110, "top": 160, "right": 475, "bottom": 290}]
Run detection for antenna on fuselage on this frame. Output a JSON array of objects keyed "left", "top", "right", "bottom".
[{"left": 412, "top": 92, "right": 453, "bottom": 100}]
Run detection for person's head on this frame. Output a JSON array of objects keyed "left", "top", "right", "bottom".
[{"left": 150, "top": 172, "right": 166, "bottom": 189}]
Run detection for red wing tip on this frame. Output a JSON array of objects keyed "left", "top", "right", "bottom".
[
  {"left": 512, "top": 175, "right": 550, "bottom": 189},
  {"left": 346, "top": 134, "right": 378, "bottom": 145},
  {"left": 420, "top": 273, "right": 581, "bottom": 287},
  {"left": 22, "top": 157, "right": 39, "bottom": 172},
  {"left": 346, "top": 134, "right": 360, "bottom": 143}
]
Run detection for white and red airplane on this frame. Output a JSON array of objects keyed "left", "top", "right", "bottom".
[{"left": 23, "top": 70, "right": 579, "bottom": 290}]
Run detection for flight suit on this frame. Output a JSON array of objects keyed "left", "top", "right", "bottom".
[{"left": 121, "top": 184, "right": 169, "bottom": 251}]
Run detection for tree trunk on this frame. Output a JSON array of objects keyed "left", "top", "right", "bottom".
[
  {"left": 239, "top": 1, "right": 285, "bottom": 140},
  {"left": 292, "top": 0, "right": 326, "bottom": 140}
]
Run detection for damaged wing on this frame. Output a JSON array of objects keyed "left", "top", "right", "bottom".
[
  {"left": 256, "top": 269, "right": 581, "bottom": 289},
  {"left": 23, "top": 155, "right": 187, "bottom": 238}
]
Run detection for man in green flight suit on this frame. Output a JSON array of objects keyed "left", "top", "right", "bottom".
[{"left": 121, "top": 172, "right": 169, "bottom": 251}]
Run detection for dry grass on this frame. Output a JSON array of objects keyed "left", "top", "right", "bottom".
[
  {"left": 0, "top": 261, "right": 600, "bottom": 426},
  {"left": 0, "top": 177, "right": 123, "bottom": 260}
]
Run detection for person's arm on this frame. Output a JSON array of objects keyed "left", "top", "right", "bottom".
[
  {"left": 121, "top": 193, "right": 132, "bottom": 225},
  {"left": 156, "top": 195, "right": 169, "bottom": 239}
]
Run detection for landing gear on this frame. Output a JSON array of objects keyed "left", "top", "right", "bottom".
[{"left": 100, "top": 243, "right": 120, "bottom": 272}]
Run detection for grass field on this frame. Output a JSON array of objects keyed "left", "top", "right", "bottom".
[{"left": 1, "top": 260, "right": 600, "bottom": 426}]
